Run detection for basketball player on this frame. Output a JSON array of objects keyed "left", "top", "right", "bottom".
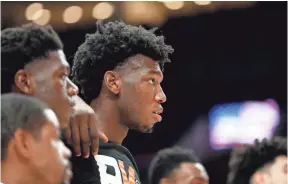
[
  {"left": 148, "top": 147, "right": 209, "bottom": 184},
  {"left": 70, "top": 21, "right": 174, "bottom": 184},
  {"left": 1, "top": 23, "right": 108, "bottom": 158},
  {"left": 227, "top": 137, "right": 287, "bottom": 184},
  {"left": 1, "top": 93, "right": 72, "bottom": 184}
]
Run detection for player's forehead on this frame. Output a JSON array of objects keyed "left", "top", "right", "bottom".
[
  {"left": 26, "top": 50, "right": 70, "bottom": 73},
  {"left": 38, "top": 108, "right": 60, "bottom": 140},
  {"left": 274, "top": 155, "right": 287, "bottom": 165},
  {"left": 178, "top": 162, "right": 201, "bottom": 174},
  {"left": 120, "top": 54, "right": 162, "bottom": 77},
  {"left": 43, "top": 109, "right": 59, "bottom": 128},
  {"left": 41, "top": 109, "right": 60, "bottom": 137},
  {"left": 51, "top": 50, "right": 69, "bottom": 65},
  {"left": 44, "top": 50, "right": 70, "bottom": 71},
  {"left": 173, "top": 162, "right": 209, "bottom": 180}
]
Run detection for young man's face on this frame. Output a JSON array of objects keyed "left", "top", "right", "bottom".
[
  {"left": 17, "top": 50, "right": 78, "bottom": 128},
  {"left": 267, "top": 155, "right": 287, "bottom": 184},
  {"left": 162, "top": 162, "right": 209, "bottom": 184},
  {"left": 30, "top": 109, "right": 72, "bottom": 184},
  {"left": 116, "top": 54, "right": 167, "bottom": 133},
  {"left": 251, "top": 155, "right": 287, "bottom": 184}
]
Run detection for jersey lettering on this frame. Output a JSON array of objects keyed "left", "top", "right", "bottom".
[
  {"left": 95, "top": 155, "right": 137, "bottom": 184},
  {"left": 118, "top": 160, "right": 136, "bottom": 184},
  {"left": 95, "top": 155, "right": 122, "bottom": 184}
]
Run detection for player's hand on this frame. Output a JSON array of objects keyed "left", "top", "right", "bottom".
[{"left": 64, "top": 95, "right": 108, "bottom": 158}]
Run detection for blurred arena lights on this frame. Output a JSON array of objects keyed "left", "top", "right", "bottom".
[
  {"left": 32, "top": 9, "right": 51, "bottom": 26},
  {"left": 163, "top": 1, "right": 184, "bottom": 10},
  {"left": 92, "top": 2, "right": 114, "bottom": 20},
  {"left": 7, "top": 1, "right": 258, "bottom": 29},
  {"left": 194, "top": 1, "right": 211, "bottom": 6},
  {"left": 25, "top": 3, "right": 43, "bottom": 20},
  {"left": 121, "top": 1, "right": 166, "bottom": 25},
  {"left": 63, "top": 6, "right": 83, "bottom": 24},
  {"left": 209, "top": 99, "right": 280, "bottom": 150}
]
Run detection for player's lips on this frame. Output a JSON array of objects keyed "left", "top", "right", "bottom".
[
  {"left": 153, "top": 107, "right": 163, "bottom": 122},
  {"left": 153, "top": 108, "right": 163, "bottom": 115}
]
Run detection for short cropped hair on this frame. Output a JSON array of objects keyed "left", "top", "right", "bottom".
[
  {"left": 227, "top": 137, "right": 287, "bottom": 184},
  {"left": 72, "top": 21, "right": 174, "bottom": 102},
  {"left": 1, "top": 93, "right": 50, "bottom": 160},
  {"left": 148, "top": 147, "right": 200, "bottom": 184},
  {"left": 1, "top": 23, "right": 63, "bottom": 93}
]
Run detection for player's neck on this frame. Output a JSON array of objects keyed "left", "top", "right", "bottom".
[
  {"left": 1, "top": 159, "right": 36, "bottom": 184},
  {"left": 90, "top": 97, "right": 128, "bottom": 144}
]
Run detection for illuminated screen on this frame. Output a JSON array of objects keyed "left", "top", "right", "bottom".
[{"left": 209, "top": 99, "right": 280, "bottom": 150}]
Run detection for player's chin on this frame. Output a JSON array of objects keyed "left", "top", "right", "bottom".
[
  {"left": 139, "top": 126, "right": 154, "bottom": 133},
  {"left": 139, "top": 122, "right": 156, "bottom": 133}
]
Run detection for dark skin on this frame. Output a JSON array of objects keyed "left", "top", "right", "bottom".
[
  {"left": 13, "top": 50, "right": 108, "bottom": 157},
  {"left": 1, "top": 108, "right": 72, "bottom": 184},
  {"left": 160, "top": 162, "right": 209, "bottom": 184},
  {"left": 90, "top": 54, "right": 167, "bottom": 144}
]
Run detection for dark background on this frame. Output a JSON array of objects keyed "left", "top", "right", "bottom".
[{"left": 2, "top": 1, "right": 287, "bottom": 183}]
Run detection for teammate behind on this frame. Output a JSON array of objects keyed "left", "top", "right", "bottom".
[
  {"left": 1, "top": 23, "right": 107, "bottom": 158},
  {"left": 148, "top": 147, "right": 209, "bottom": 184}
]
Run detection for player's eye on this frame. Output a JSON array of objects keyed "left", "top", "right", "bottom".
[{"left": 148, "top": 78, "right": 156, "bottom": 85}]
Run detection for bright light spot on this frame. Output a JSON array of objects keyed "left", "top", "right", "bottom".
[
  {"left": 121, "top": 2, "right": 167, "bottom": 25},
  {"left": 63, "top": 6, "right": 83, "bottom": 24},
  {"left": 92, "top": 2, "right": 114, "bottom": 20},
  {"left": 194, "top": 1, "right": 211, "bottom": 6},
  {"left": 163, "top": 1, "right": 184, "bottom": 10},
  {"left": 25, "top": 3, "right": 43, "bottom": 20},
  {"left": 33, "top": 9, "right": 51, "bottom": 26}
]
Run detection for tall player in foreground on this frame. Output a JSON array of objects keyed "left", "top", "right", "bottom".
[{"left": 71, "top": 21, "right": 174, "bottom": 184}]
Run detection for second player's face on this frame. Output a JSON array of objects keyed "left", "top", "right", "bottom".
[{"left": 28, "top": 50, "right": 79, "bottom": 128}]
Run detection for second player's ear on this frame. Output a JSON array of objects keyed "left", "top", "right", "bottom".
[
  {"left": 14, "top": 69, "right": 34, "bottom": 94},
  {"left": 103, "top": 71, "right": 121, "bottom": 95}
]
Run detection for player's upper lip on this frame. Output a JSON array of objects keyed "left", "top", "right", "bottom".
[{"left": 153, "top": 107, "right": 163, "bottom": 115}]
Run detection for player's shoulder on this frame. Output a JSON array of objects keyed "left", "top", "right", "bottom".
[
  {"left": 96, "top": 141, "right": 141, "bottom": 184},
  {"left": 98, "top": 141, "right": 139, "bottom": 174},
  {"left": 70, "top": 141, "right": 141, "bottom": 184}
]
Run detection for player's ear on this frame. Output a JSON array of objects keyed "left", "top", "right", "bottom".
[
  {"left": 252, "top": 172, "right": 265, "bottom": 184},
  {"left": 14, "top": 69, "right": 34, "bottom": 94},
  {"left": 13, "top": 129, "right": 38, "bottom": 159},
  {"left": 103, "top": 71, "right": 121, "bottom": 95}
]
